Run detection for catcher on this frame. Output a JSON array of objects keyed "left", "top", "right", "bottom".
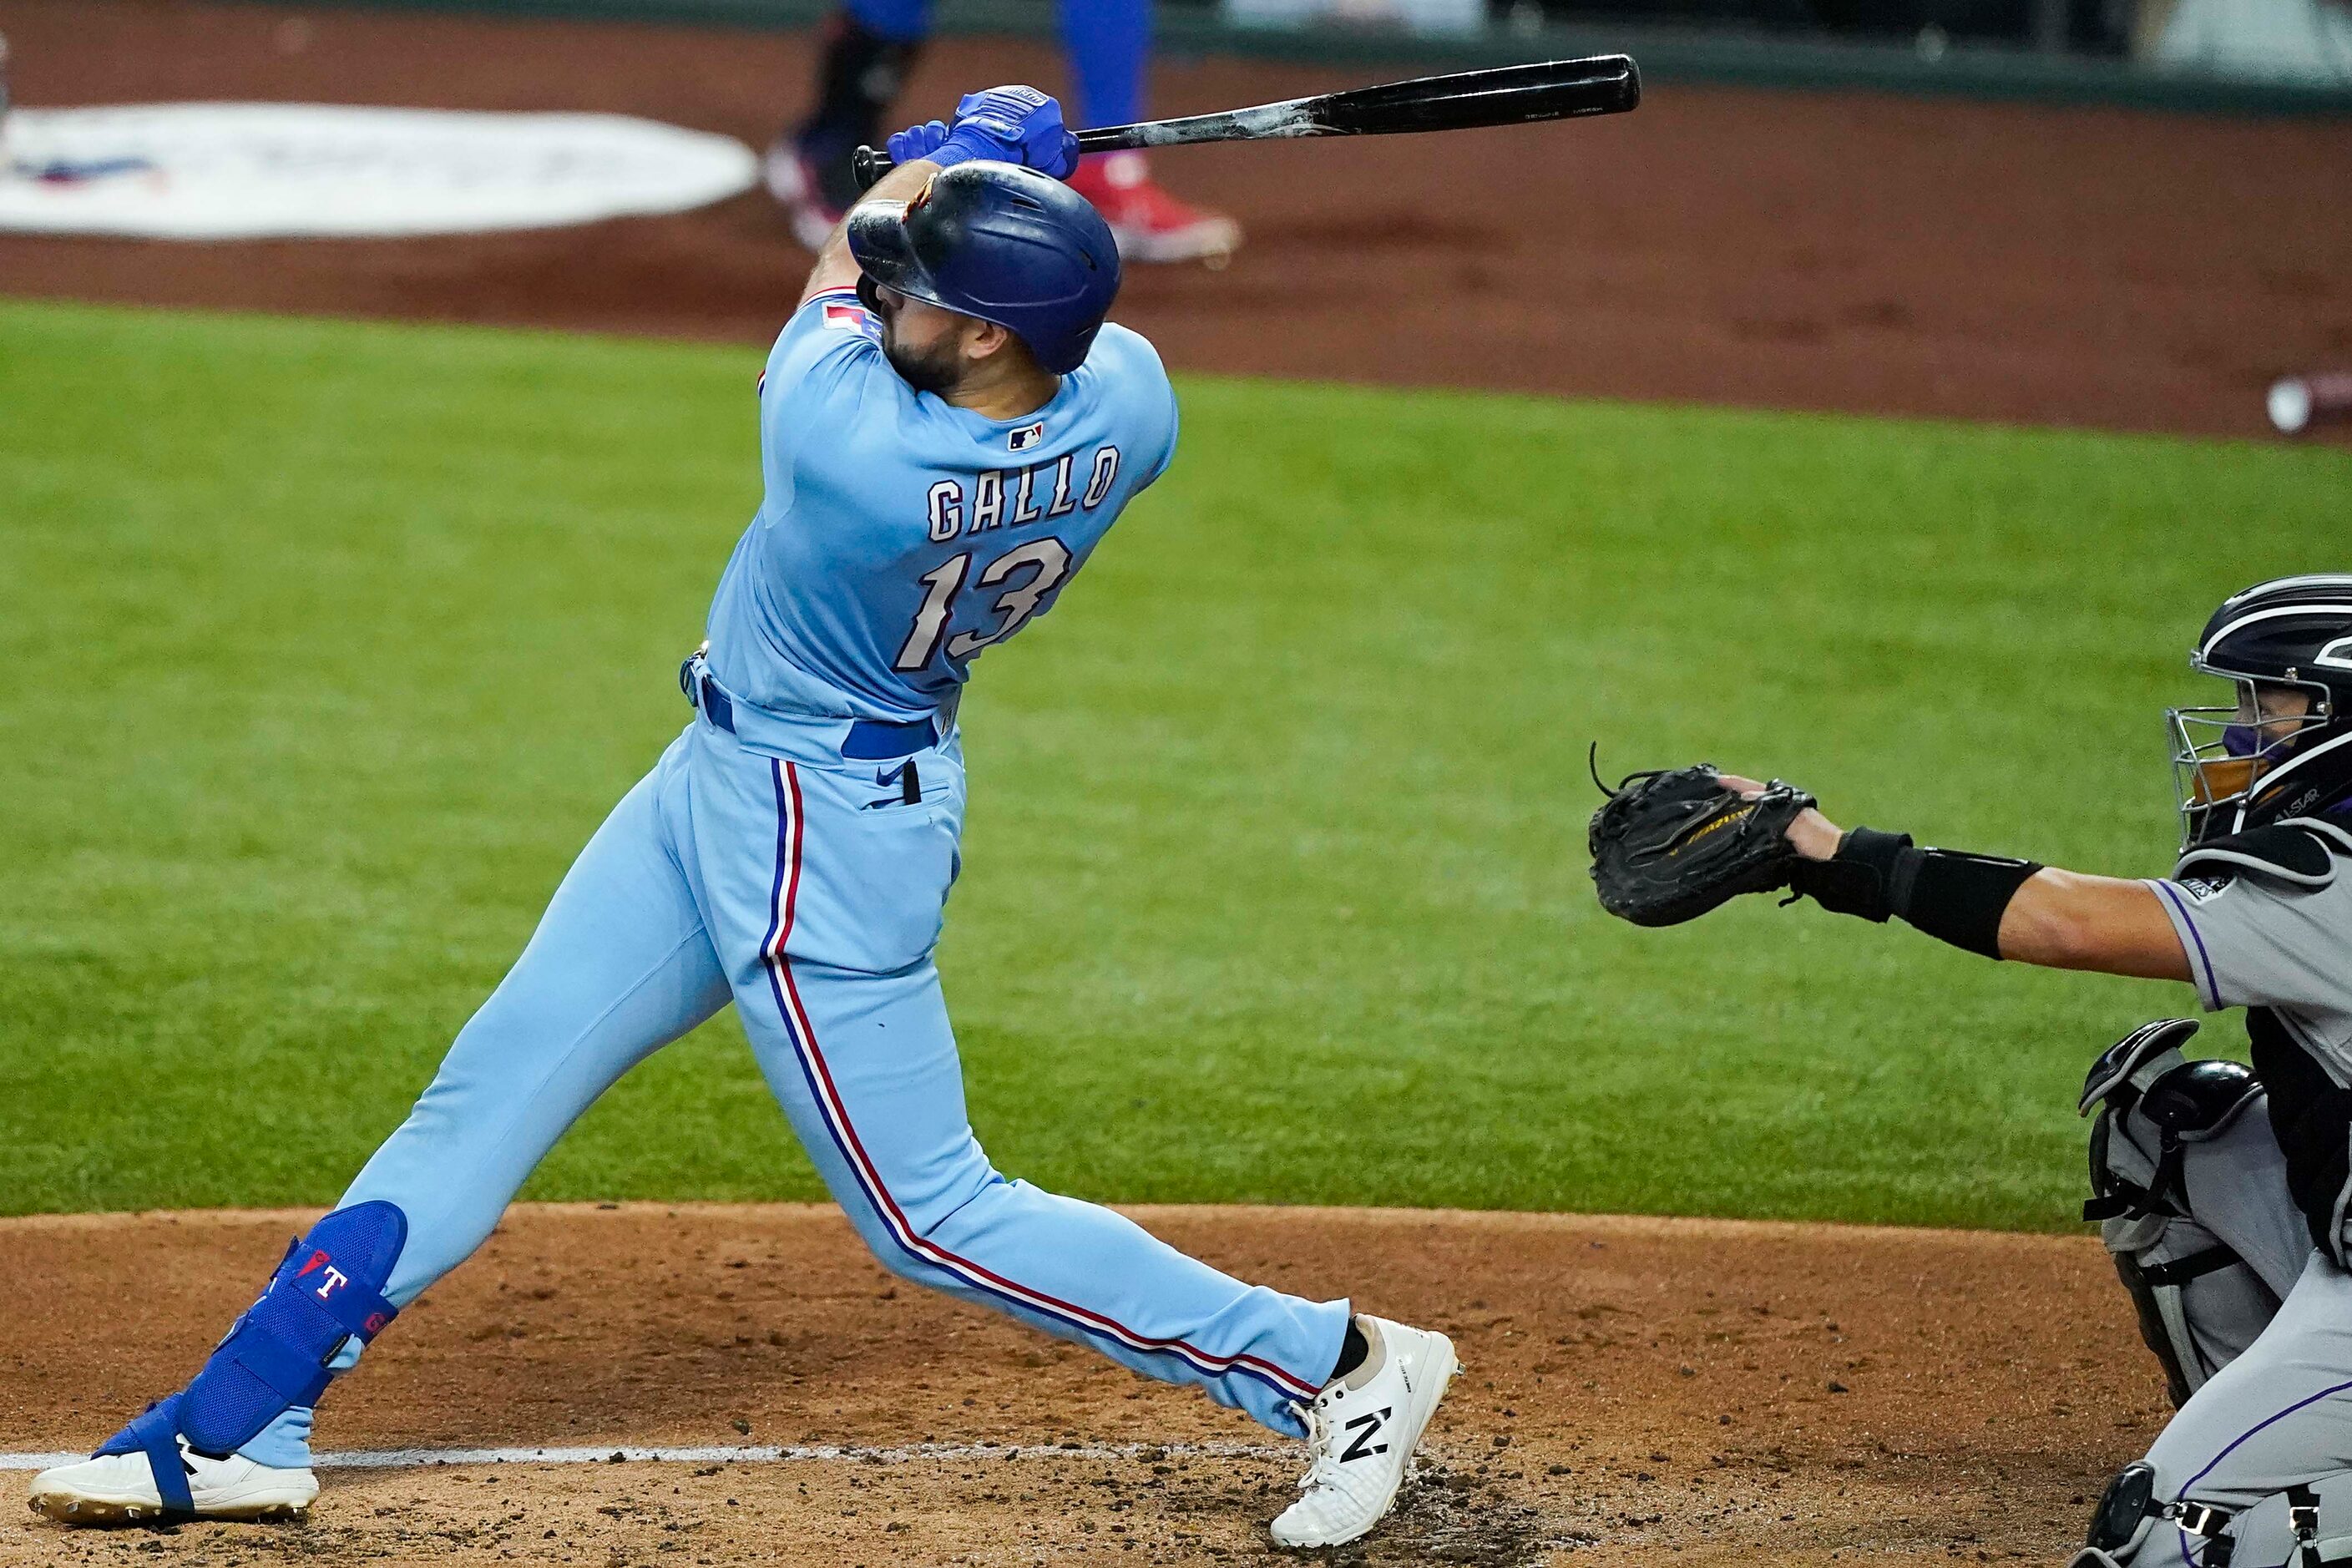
[{"left": 1591, "top": 574, "right": 2352, "bottom": 1567}]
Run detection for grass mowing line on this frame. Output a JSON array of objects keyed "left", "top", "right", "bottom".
[
  {"left": 0, "top": 1440, "right": 1286, "bottom": 1474},
  {"left": 3, "top": 299, "right": 2347, "bottom": 1229}
]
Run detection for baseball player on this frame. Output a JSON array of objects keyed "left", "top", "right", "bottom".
[
  {"left": 766, "top": 1, "right": 1240, "bottom": 263},
  {"left": 1588, "top": 574, "right": 2352, "bottom": 1565},
  {"left": 28, "top": 87, "right": 1451, "bottom": 1551}
]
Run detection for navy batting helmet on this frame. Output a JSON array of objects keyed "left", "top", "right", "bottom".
[{"left": 846, "top": 160, "right": 1120, "bottom": 376}]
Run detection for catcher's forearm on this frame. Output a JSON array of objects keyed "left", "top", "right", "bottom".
[
  {"left": 1995, "top": 868, "right": 2193, "bottom": 979},
  {"left": 1791, "top": 830, "right": 2190, "bottom": 977},
  {"left": 1788, "top": 827, "right": 2040, "bottom": 959}
]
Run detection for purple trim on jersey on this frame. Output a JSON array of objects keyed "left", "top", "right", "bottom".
[
  {"left": 2153, "top": 880, "right": 2221, "bottom": 1009},
  {"left": 2170, "top": 1377, "right": 2352, "bottom": 1565}
]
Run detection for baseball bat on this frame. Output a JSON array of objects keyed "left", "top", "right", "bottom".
[{"left": 850, "top": 53, "right": 1640, "bottom": 190}]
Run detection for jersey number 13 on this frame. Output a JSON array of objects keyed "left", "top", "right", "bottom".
[{"left": 893, "top": 538, "right": 1074, "bottom": 671}]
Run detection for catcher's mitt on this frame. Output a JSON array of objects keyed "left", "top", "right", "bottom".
[{"left": 1587, "top": 756, "right": 1816, "bottom": 927}]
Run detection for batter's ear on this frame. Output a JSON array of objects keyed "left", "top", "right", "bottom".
[{"left": 962, "top": 317, "right": 1019, "bottom": 364}]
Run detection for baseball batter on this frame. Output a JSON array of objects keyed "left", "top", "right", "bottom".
[
  {"left": 1590, "top": 574, "right": 2352, "bottom": 1565},
  {"left": 28, "top": 88, "right": 1454, "bottom": 1551}
]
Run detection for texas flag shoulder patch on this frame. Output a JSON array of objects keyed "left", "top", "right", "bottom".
[
  {"left": 1009, "top": 421, "right": 1045, "bottom": 453},
  {"left": 807, "top": 288, "right": 878, "bottom": 341}
]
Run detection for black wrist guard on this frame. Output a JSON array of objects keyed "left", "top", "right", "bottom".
[
  {"left": 1789, "top": 827, "right": 2041, "bottom": 959},
  {"left": 1787, "top": 827, "right": 1913, "bottom": 921}
]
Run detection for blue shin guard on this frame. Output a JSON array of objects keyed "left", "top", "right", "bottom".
[{"left": 96, "top": 1202, "right": 407, "bottom": 1509}]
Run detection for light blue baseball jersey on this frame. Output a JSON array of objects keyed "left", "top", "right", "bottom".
[{"left": 704, "top": 286, "right": 1180, "bottom": 723}]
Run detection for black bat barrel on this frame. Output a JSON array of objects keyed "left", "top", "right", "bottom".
[
  {"left": 1313, "top": 55, "right": 1639, "bottom": 136},
  {"left": 851, "top": 53, "right": 1639, "bottom": 190}
]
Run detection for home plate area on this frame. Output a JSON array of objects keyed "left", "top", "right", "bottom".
[{"left": 0, "top": 1204, "right": 2160, "bottom": 1565}]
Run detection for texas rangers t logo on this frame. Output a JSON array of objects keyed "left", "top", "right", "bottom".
[{"left": 295, "top": 1249, "right": 352, "bottom": 1301}]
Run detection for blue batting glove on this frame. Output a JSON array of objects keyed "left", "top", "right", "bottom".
[
  {"left": 886, "top": 119, "right": 950, "bottom": 167},
  {"left": 931, "top": 85, "right": 1080, "bottom": 180}
]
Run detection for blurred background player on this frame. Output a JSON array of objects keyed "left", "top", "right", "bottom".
[{"left": 765, "top": 2, "right": 1240, "bottom": 265}]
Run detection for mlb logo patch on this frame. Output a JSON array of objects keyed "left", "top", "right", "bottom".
[
  {"left": 1009, "top": 421, "right": 1045, "bottom": 453},
  {"left": 823, "top": 301, "right": 872, "bottom": 332}
]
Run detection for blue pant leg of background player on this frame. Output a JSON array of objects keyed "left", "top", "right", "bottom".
[
  {"left": 676, "top": 715, "right": 1349, "bottom": 1434},
  {"left": 834, "top": 0, "right": 1146, "bottom": 126}
]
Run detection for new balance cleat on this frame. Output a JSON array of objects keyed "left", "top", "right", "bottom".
[{"left": 1269, "top": 1314, "right": 1459, "bottom": 1550}]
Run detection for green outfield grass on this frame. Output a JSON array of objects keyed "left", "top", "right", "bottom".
[{"left": 2, "top": 299, "right": 2344, "bottom": 1229}]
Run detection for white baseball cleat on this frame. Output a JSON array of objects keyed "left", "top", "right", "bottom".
[
  {"left": 28, "top": 1443, "right": 317, "bottom": 1525},
  {"left": 1268, "top": 1314, "right": 1459, "bottom": 1550}
]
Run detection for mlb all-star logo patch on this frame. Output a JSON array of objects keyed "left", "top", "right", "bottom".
[{"left": 1009, "top": 421, "right": 1045, "bottom": 453}]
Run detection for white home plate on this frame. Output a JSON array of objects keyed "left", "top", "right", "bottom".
[{"left": 0, "top": 103, "right": 758, "bottom": 239}]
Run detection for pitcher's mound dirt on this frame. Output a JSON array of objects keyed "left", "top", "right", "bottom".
[{"left": 1, "top": 1203, "right": 2160, "bottom": 1565}]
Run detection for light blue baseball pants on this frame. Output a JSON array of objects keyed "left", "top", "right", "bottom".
[{"left": 264, "top": 706, "right": 1346, "bottom": 1457}]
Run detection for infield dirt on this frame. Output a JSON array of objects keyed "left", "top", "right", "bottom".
[
  {"left": 2, "top": 1203, "right": 2162, "bottom": 1565},
  {"left": 3, "top": 0, "right": 2350, "bottom": 439}
]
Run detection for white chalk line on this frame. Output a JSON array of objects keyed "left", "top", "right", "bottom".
[{"left": 0, "top": 1439, "right": 1287, "bottom": 1474}]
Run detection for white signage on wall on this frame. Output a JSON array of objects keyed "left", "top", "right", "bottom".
[
  {"left": 1222, "top": 0, "right": 1484, "bottom": 36},
  {"left": 2155, "top": 0, "right": 2352, "bottom": 84},
  {"left": 0, "top": 103, "right": 759, "bottom": 239}
]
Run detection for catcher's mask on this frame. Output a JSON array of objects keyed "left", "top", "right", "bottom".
[{"left": 2168, "top": 574, "right": 2352, "bottom": 850}]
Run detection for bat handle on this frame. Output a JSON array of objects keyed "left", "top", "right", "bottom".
[{"left": 853, "top": 126, "right": 1130, "bottom": 192}]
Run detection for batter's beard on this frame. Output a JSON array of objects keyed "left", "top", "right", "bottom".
[{"left": 883, "top": 332, "right": 965, "bottom": 397}]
